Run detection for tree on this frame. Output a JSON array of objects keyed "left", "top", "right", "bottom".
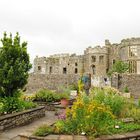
[
  {"left": 0, "top": 32, "right": 32, "bottom": 97},
  {"left": 108, "top": 60, "right": 129, "bottom": 76}
]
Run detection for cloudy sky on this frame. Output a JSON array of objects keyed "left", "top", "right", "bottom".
[{"left": 0, "top": 0, "right": 140, "bottom": 63}]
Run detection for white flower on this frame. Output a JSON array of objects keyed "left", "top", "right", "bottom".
[
  {"left": 115, "top": 125, "right": 120, "bottom": 129},
  {"left": 81, "top": 132, "right": 86, "bottom": 135}
]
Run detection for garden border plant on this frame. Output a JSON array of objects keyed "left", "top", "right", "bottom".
[{"left": 33, "top": 87, "right": 140, "bottom": 138}]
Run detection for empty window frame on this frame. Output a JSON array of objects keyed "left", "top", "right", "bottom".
[
  {"left": 75, "top": 68, "right": 78, "bottom": 74},
  {"left": 99, "top": 55, "right": 104, "bottom": 64},
  {"left": 63, "top": 67, "right": 67, "bottom": 74},
  {"left": 91, "top": 56, "right": 96, "bottom": 62}
]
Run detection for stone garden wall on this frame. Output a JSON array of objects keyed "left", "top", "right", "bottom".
[
  {"left": 26, "top": 73, "right": 80, "bottom": 94},
  {"left": 111, "top": 73, "right": 140, "bottom": 98},
  {"left": 0, "top": 106, "right": 45, "bottom": 131}
]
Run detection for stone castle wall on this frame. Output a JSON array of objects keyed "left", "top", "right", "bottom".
[
  {"left": 111, "top": 73, "right": 140, "bottom": 98},
  {"left": 26, "top": 73, "right": 80, "bottom": 93},
  {"left": 27, "top": 38, "right": 140, "bottom": 95}
]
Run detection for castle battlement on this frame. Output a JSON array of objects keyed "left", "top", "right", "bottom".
[{"left": 33, "top": 38, "right": 140, "bottom": 76}]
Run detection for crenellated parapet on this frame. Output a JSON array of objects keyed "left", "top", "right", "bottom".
[{"left": 84, "top": 45, "right": 108, "bottom": 54}]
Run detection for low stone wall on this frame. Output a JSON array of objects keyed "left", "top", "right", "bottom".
[
  {"left": 111, "top": 73, "right": 140, "bottom": 98},
  {"left": 26, "top": 73, "right": 79, "bottom": 94},
  {"left": 0, "top": 106, "right": 45, "bottom": 131},
  {"left": 19, "top": 130, "right": 140, "bottom": 140}
]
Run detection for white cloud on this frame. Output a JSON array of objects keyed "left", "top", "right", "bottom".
[{"left": 0, "top": 0, "right": 140, "bottom": 63}]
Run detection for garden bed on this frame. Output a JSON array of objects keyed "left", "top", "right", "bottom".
[
  {"left": 0, "top": 106, "right": 45, "bottom": 131},
  {"left": 19, "top": 130, "right": 140, "bottom": 140}
]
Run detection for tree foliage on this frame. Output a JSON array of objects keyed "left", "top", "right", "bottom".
[
  {"left": 0, "top": 32, "right": 32, "bottom": 97},
  {"left": 108, "top": 60, "right": 129, "bottom": 76}
]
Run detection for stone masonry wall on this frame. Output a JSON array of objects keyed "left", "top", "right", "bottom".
[
  {"left": 0, "top": 106, "right": 45, "bottom": 131},
  {"left": 26, "top": 73, "right": 80, "bottom": 93},
  {"left": 111, "top": 73, "right": 140, "bottom": 98}
]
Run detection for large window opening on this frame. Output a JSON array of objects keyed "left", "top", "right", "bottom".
[
  {"left": 99, "top": 55, "right": 104, "bottom": 64},
  {"left": 91, "top": 56, "right": 96, "bottom": 63},
  {"left": 129, "top": 46, "right": 138, "bottom": 57},
  {"left": 129, "top": 61, "right": 137, "bottom": 73}
]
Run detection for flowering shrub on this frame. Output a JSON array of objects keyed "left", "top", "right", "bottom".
[
  {"left": 90, "top": 87, "right": 126, "bottom": 117},
  {"left": 34, "top": 87, "right": 140, "bottom": 138},
  {"left": 64, "top": 95, "right": 114, "bottom": 136}
]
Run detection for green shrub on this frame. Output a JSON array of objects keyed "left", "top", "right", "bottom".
[
  {"left": 34, "top": 89, "right": 70, "bottom": 102},
  {"left": 68, "top": 84, "right": 78, "bottom": 91},
  {"left": 1, "top": 97, "right": 24, "bottom": 113},
  {"left": 22, "top": 101, "right": 37, "bottom": 109},
  {"left": 64, "top": 95, "right": 114, "bottom": 136},
  {"left": 90, "top": 88, "right": 125, "bottom": 117},
  {"left": 0, "top": 102, "right": 3, "bottom": 115},
  {"left": 53, "top": 93, "right": 61, "bottom": 102},
  {"left": 124, "top": 86, "right": 129, "bottom": 93},
  {"left": 35, "top": 89, "right": 54, "bottom": 102},
  {"left": 59, "top": 93, "right": 70, "bottom": 100},
  {"left": 128, "top": 107, "right": 140, "bottom": 123},
  {"left": 34, "top": 124, "right": 53, "bottom": 136},
  {"left": 0, "top": 97, "right": 37, "bottom": 114}
]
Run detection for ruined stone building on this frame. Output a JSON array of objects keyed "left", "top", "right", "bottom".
[{"left": 33, "top": 38, "right": 140, "bottom": 77}]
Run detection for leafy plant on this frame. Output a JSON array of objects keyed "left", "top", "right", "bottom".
[
  {"left": 22, "top": 101, "right": 37, "bottom": 109},
  {"left": 90, "top": 87, "right": 125, "bottom": 117},
  {"left": 107, "top": 60, "right": 129, "bottom": 76},
  {"left": 1, "top": 97, "right": 24, "bottom": 113},
  {"left": 34, "top": 124, "right": 53, "bottom": 136},
  {"left": 65, "top": 95, "right": 114, "bottom": 136},
  {"left": 35, "top": 89, "right": 54, "bottom": 102},
  {"left": 0, "top": 97, "right": 37, "bottom": 114},
  {"left": 123, "top": 86, "right": 129, "bottom": 93},
  {"left": 59, "top": 93, "right": 70, "bottom": 100}
]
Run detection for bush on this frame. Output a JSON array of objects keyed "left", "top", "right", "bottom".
[
  {"left": 35, "top": 89, "right": 54, "bottom": 102},
  {"left": 59, "top": 93, "right": 70, "bottom": 100},
  {"left": 0, "top": 97, "right": 37, "bottom": 114},
  {"left": 33, "top": 87, "right": 140, "bottom": 137},
  {"left": 1, "top": 97, "right": 24, "bottom": 113},
  {"left": 123, "top": 86, "right": 129, "bottom": 93},
  {"left": 90, "top": 87, "right": 125, "bottom": 117},
  {"left": 34, "top": 124, "right": 53, "bottom": 136},
  {"left": 22, "top": 101, "right": 37, "bottom": 110},
  {"left": 64, "top": 95, "right": 114, "bottom": 136},
  {"left": 34, "top": 89, "right": 70, "bottom": 102}
]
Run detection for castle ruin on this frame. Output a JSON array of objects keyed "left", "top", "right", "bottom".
[{"left": 34, "top": 38, "right": 140, "bottom": 76}]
